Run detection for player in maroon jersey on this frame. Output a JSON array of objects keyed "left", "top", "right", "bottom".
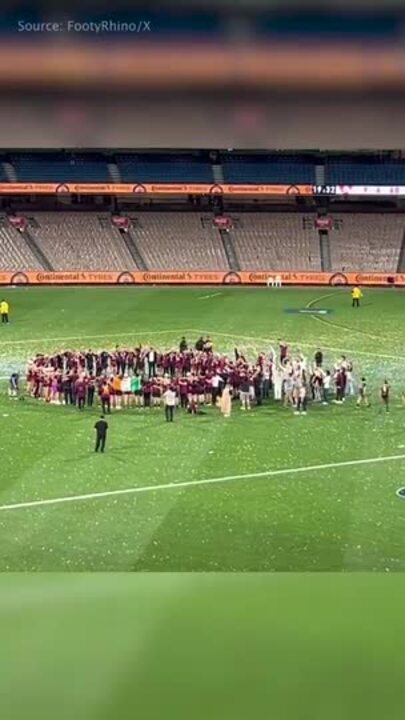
[
  {"left": 204, "top": 373, "right": 213, "bottom": 405},
  {"left": 152, "top": 377, "right": 162, "bottom": 407},
  {"left": 143, "top": 378, "right": 152, "bottom": 408},
  {"left": 190, "top": 376, "right": 199, "bottom": 408},
  {"left": 75, "top": 377, "right": 86, "bottom": 410},
  {"left": 178, "top": 376, "right": 189, "bottom": 408},
  {"left": 278, "top": 339, "right": 289, "bottom": 364}
]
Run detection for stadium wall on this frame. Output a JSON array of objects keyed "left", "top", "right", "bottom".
[{"left": 0, "top": 271, "right": 403, "bottom": 287}]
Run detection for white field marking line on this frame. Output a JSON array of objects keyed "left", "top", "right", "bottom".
[
  {"left": 0, "top": 328, "right": 187, "bottom": 346},
  {"left": 0, "top": 324, "right": 403, "bottom": 362},
  {"left": 198, "top": 292, "right": 222, "bottom": 300},
  {"left": 297, "top": 343, "right": 405, "bottom": 361},
  {"left": 0, "top": 452, "right": 404, "bottom": 513},
  {"left": 0, "top": 329, "right": 403, "bottom": 362},
  {"left": 305, "top": 291, "right": 339, "bottom": 309},
  {"left": 307, "top": 311, "right": 382, "bottom": 341},
  {"left": 186, "top": 328, "right": 405, "bottom": 361},
  {"left": 305, "top": 292, "right": 384, "bottom": 341}
]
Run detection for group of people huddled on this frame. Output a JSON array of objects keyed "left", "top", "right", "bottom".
[{"left": 13, "top": 334, "right": 386, "bottom": 419}]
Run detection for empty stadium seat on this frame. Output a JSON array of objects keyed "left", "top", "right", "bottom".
[
  {"left": 28, "top": 213, "right": 136, "bottom": 270},
  {"left": 0, "top": 223, "right": 42, "bottom": 270},
  {"left": 0, "top": 210, "right": 402, "bottom": 274},
  {"left": 329, "top": 214, "right": 405, "bottom": 271},
  {"left": 230, "top": 213, "right": 321, "bottom": 270},
  {"left": 129, "top": 213, "right": 228, "bottom": 269}
]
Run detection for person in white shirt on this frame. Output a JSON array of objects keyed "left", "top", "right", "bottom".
[
  {"left": 121, "top": 374, "right": 132, "bottom": 408},
  {"left": 262, "top": 365, "right": 270, "bottom": 400},
  {"left": 148, "top": 348, "right": 157, "bottom": 378},
  {"left": 344, "top": 360, "right": 354, "bottom": 396},
  {"left": 273, "top": 366, "right": 283, "bottom": 401},
  {"left": 163, "top": 387, "right": 176, "bottom": 422},
  {"left": 266, "top": 276, "right": 274, "bottom": 288},
  {"left": 274, "top": 274, "right": 282, "bottom": 288},
  {"left": 212, "top": 373, "right": 222, "bottom": 405},
  {"left": 298, "top": 353, "right": 307, "bottom": 371},
  {"left": 323, "top": 370, "right": 331, "bottom": 404}
]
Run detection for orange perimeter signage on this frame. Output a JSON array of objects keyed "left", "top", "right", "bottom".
[
  {"left": 1, "top": 183, "right": 405, "bottom": 197},
  {"left": 0, "top": 183, "right": 312, "bottom": 196},
  {"left": 0, "top": 270, "right": 404, "bottom": 286}
]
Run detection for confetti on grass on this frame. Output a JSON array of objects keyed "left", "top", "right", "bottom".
[{"left": 0, "top": 286, "right": 405, "bottom": 572}]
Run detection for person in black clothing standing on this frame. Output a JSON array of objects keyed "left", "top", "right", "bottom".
[
  {"left": 314, "top": 349, "right": 323, "bottom": 367},
  {"left": 253, "top": 371, "right": 263, "bottom": 406},
  {"left": 55, "top": 353, "right": 63, "bottom": 371},
  {"left": 94, "top": 415, "right": 108, "bottom": 453},
  {"left": 100, "top": 350, "right": 109, "bottom": 372},
  {"left": 63, "top": 375, "right": 73, "bottom": 405},
  {"left": 195, "top": 336, "right": 204, "bottom": 351},
  {"left": 87, "top": 373, "right": 95, "bottom": 407},
  {"left": 85, "top": 349, "right": 94, "bottom": 374}
]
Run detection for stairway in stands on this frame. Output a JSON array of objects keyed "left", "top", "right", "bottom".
[
  {"left": 219, "top": 228, "right": 241, "bottom": 271},
  {"left": 315, "top": 164, "right": 325, "bottom": 186},
  {"left": 120, "top": 222, "right": 148, "bottom": 270},
  {"left": 108, "top": 161, "right": 121, "bottom": 183},
  {"left": 20, "top": 222, "right": 54, "bottom": 270},
  {"left": 3, "top": 161, "right": 17, "bottom": 182},
  {"left": 319, "top": 230, "right": 332, "bottom": 271},
  {"left": 212, "top": 163, "right": 224, "bottom": 183},
  {"left": 396, "top": 226, "right": 405, "bottom": 271}
]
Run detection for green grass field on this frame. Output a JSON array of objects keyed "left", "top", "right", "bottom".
[{"left": 1, "top": 285, "right": 405, "bottom": 571}]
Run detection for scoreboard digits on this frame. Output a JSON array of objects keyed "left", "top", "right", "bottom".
[{"left": 312, "top": 185, "right": 337, "bottom": 196}]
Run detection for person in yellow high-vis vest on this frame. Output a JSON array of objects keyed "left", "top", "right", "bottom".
[
  {"left": 351, "top": 286, "right": 363, "bottom": 308},
  {"left": 0, "top": 299, "right": 9, "bottom": 324}
]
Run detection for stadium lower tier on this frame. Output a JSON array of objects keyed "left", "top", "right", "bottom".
[{"left": 0, "top": 211, "right": 404, "bottom": 273}]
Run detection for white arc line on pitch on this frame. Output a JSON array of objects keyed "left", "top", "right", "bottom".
[
  {"left": 0, "top": 453, "right": 404, "bottom": 513},
  {"left": 0, "top": 328, "right": 186, "bottom": 346},
  {"left": 1, "top": 325, "right": 405, "bottom": 361}
]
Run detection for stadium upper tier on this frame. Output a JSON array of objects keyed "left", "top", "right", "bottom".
[
  {"left": 220, "top": 154, "right": 316, "bottom": 184},
  {"left": 9, "top": 153, "right": 112, "bottom": 183},
  {"left": 324, "top": 162, "right": 405, "bottom": 184},
  {"left": 115, "top": 154, "right": 215, "bottom": 183},
  {"left": 0, "top": 212, "right": 404, "bottom": 274},
  {"left": 1, "top": 152, "right": 405, "bottom": 185}
]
